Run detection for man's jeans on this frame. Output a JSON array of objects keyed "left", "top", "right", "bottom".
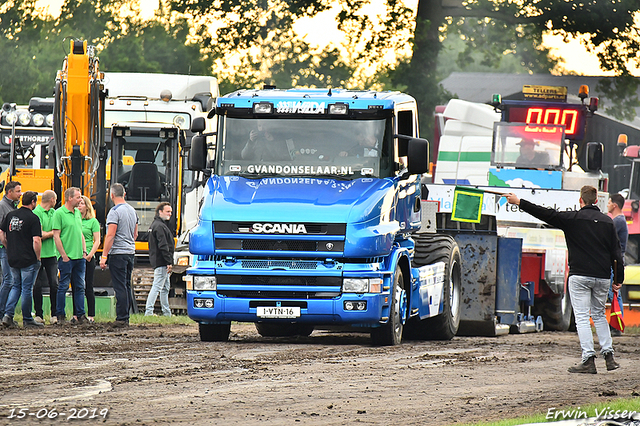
[
  {"left": 569, "top": 275, "right": 613, "bottom": 361},
  {"left": 0, "top": 246, "right": 13, "bottom": 317},
  {"left": 5, "top": 261, "right": 41, "bottom": 321},
  {"left": 145, "top": 266, "right": 171, "bottom": 316},
  {"left": 108, "top": 254, "right": 134, "bottom": 322},
  {"left": 57, "top": 258, "right": 86, "bottom": 318}
]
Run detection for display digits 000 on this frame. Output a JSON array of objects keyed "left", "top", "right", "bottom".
[{"left": 508, "top": 105, "right": 585, "bottom": 137}]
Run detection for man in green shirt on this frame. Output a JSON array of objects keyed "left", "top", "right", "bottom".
[
  {"left": 33, "top": 190, "right": 59, "bottom": 324},
  {"left": 52, "top": 187, "right": 87, "bottom": 324}
]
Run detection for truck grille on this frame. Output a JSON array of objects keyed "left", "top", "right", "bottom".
[
  {"left": 240, "top": 260, "right": 319, "bottom": 270},
  {"left": 242, "top": 240, "right": 317, "bottom": 251},
  {"left": 218, "top": 290, "right": 339, "bottom": 299},
  {"left": 217, "top": 275, "right": 341, "bottom": 286},
  {"left": 216, "top": 275, "right": 342, "bottom": 299},
  {"left": 215, "top": 221, "right": 345, "bottom": 235},
  {"left": 214, "top": 221, "right": 346, "bottom": 255}
]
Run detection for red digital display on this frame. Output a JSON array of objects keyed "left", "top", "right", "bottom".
[{"left": 506, "top": 105, "right": 586, "bottom": 139}]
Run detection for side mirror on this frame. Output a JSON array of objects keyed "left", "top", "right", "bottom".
[
  {"left": 395, "top": 134, "right": 411, "bottom": 157},
  {"left": 585, "top": 142, "right": 603, "bottom": 171},
  {"left": 191, "top": 117, "right": 206, "bottom": 133},
  {"left": 407, "top": 138, "right": 430, "bottom": 175},
  {"left": 188, "top": 135, "right": 207, "bottom": 171}
]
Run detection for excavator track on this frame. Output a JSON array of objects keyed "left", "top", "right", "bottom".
[{"left": 131, "top": 266, "right": 187, "bottom": 315}]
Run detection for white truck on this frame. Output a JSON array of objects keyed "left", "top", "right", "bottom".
[
  {"left": 98, "top": 72, "right": 219, "bottom": 313},
  {"left": 424, "top": 88, "right": 605, "bottom": 332}
]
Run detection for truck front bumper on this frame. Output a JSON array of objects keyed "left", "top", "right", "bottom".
[{"left": 186, "top": 290, "right": 387, "bottom": 326}]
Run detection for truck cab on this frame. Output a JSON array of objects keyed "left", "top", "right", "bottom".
[{"left": 185, "top": 88, "right": 463, "bottom": 345}]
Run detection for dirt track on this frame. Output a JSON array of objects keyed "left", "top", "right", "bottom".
[{"left": 1, "top": 323, "right": 639, "bottom": 426}]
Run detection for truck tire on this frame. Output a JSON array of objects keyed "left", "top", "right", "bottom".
[
  {"left": 533, "top": 291, "right": 572, "bottom": 331},
  {"left": 199, "top": 323, "right": 231, "bottom": 342},
  {"left": 371, "top": 266, "right": 407, "bottom": 346},
  {"left": 255, "top": 323, "right": 314, "bottom": 337},
  {"left": 626, "top": 234, "right": 639, "bottom": 264},
  {"left": 405, "top": 234, "right": 461, "bottom": 340},
  {"left": 532, "top": 281, "right": 574, "bottom": 332}
]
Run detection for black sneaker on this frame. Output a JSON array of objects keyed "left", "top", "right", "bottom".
[
  {"left": 568, "top": 355, "right": 597, "bottom": 374},
  {"left": 2, "top": 314, "right": 17, "bottom": 329},
  {"left": 77, "top": 314, "right": 89, "bottom": 324},
  {"left": 604, "top": 353, "right": 620, "bottom": 371},
  {"left": 23, "top": 318, "right": 45, "bottom": 328},
  {"left": 110, "top": 320, "right": 129, "bottom": 328},
  {"left": 56, "top": 315, "right": 66, "bottom": 325}
]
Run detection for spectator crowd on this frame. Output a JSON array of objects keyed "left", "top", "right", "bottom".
[{"left": 0, "top": 181, "right": 174, "bottom": 329}]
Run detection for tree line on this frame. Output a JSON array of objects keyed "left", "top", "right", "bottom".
[{"left": 1, "top": 0, "right": 639, "bottom": 135}]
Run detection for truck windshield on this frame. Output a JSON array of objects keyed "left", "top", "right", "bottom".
[
  {"left": 108, "top": 133, "right": 174, "bottom": 234},
  {"left": 492, "top": 122, "right": 564, "bottom": 169},
  {"left": 216, "top": 117, "right": 388, "bottom": 180}
]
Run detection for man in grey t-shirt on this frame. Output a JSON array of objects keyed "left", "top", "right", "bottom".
[{"left": 100, "top": 183, "right": 138, "bottom": 326}]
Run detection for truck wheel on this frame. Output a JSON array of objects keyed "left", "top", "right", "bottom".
[
  {"left": 405, "top": 234, "right": 461, "bottom": 340},
  {"left": 255, "top": 323, "right": 314, "bottom": 337},
  {"left": 626, "top": 235, "right": 639, "bottom": 264},
  {"left": 199, "top": 323, "right": 231, "bottom": 342},
  {"left": 532, "top": 290, "right": 572, "bottom": 331},
  {"left": 371, "top": 266, "right": 407, "bottom": 346}
]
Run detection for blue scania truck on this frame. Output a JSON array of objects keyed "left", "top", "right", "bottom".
[{"left": 184, "top": 88, "right": 464, "bottom": 345}]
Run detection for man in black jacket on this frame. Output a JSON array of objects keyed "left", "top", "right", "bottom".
[
  {"left": 506, "top": 186, "right": 624, "bottom": 374},
  {"left": 144, "top": 202, "right": 174, "bottom": 317},
  {"left": 0, "top": 191, "right": 43, "bottom": 328}
]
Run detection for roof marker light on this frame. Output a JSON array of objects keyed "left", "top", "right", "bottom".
[
  {"left": 253, "top": 102, "right": 273, "bottom": 114},
  {"left": 329, "top": 103, "right": 348, "bottom": 115}
]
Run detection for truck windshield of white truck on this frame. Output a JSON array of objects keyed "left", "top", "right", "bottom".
[
  {"left": 216, "top": 118, "right": 390, "bottom": 180},
  {"left": 492, "top": 122, "right": 564, "bottom": 170}
]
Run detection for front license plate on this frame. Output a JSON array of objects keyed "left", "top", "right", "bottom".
[{"left": 256, "top": 306, "right": 301, "bottom": 318}]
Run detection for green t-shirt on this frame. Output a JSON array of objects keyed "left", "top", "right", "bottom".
[
  {"left": 81, "top": 217, "right": 100, "bottom": 252},
  {"left": 33, "top": 204, "right": 59, "bottom": 259},
  {"left": 52, "top": 205, "right": 84, "bottom": 260}
]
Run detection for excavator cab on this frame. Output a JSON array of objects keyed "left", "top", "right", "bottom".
[{"left": 108, "top": 124, "right": 181, "bottom": 241}]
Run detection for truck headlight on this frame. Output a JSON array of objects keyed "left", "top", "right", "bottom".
[
  {"left": 32, "top": 113, "right": 45, "bottom": 127},
  {"left": 18, "top": 112, "right": 31, "bottom": 126},
  {"left": 193, "top": 276, "right": 216, "bottom": 290},
  {"left": 343, "top": 278, "right": 382, "bottom": 293},
  {"left": 176, "top": 256, "right": 190, "bottom": 266},
  {"left": 45, "top": 113, "right": 54, "bottom": 127},
  {"left": 4, "top": 112, "right": 17, "bottom": 125},
  {"left": 173, "top": 115, "right": 186, "bottom": 128}
]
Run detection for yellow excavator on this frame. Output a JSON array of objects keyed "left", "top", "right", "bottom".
[
  {"left": 2, "top": 39, "right": 217, "bottom": 314},
  {"left": 50, "top": 39, "right": 218, "bottom": 313},
  {"left": 0, "top": 39, "right": 103, "bottom": 201},
  {"left": 52, "top": 39, "right": 107, "bottom": 217}
]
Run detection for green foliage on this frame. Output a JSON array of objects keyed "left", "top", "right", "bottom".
[
  {"left": 100, "top": 17, "right": 212, "bottom": 75},
  {"left": 3, "top": 0, "right": 640, "bottom": 130},
  {"left": 596, "top": 74, "right": 640, "bottom": 122},
  {"left": 0, "top": 0, "right": 213, "bottom": 105}
]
